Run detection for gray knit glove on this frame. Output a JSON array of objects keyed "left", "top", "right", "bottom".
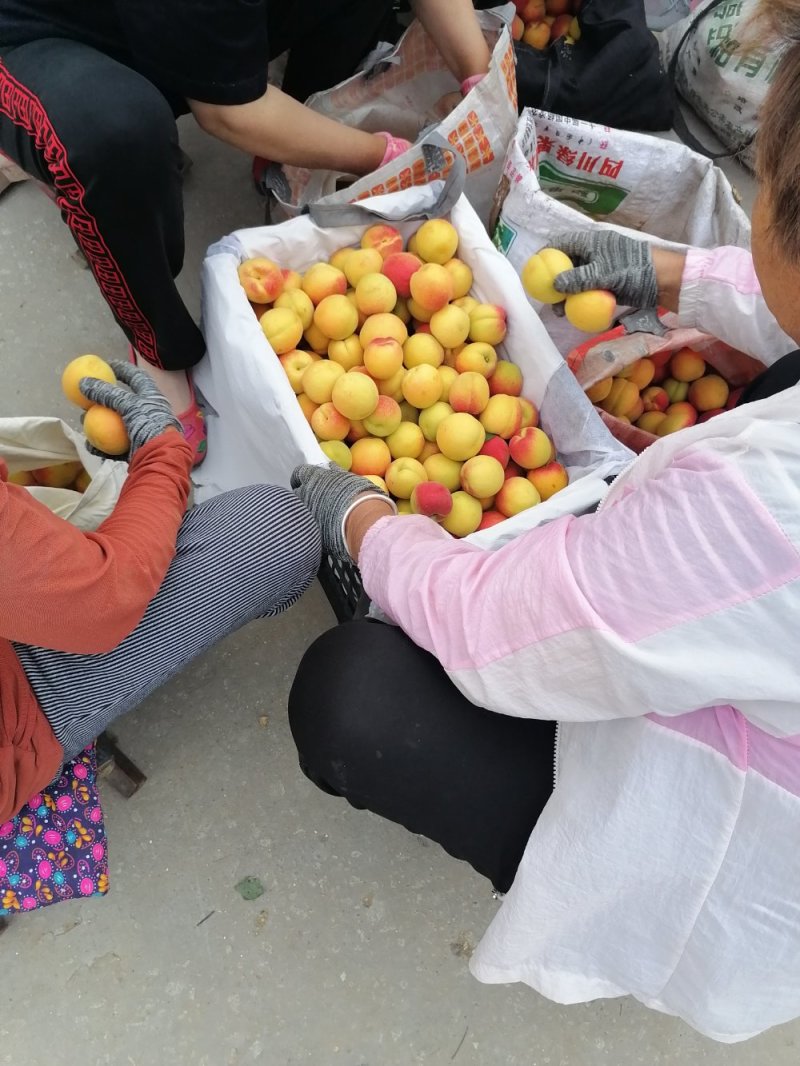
[
  {"left": 78, "top": 360, "right": 181, "bottom": 458},
  {"left": 551, "top": 231, "right": 658, "bottom": 308},
  {"left": 291, "top": 463, "right": 396, "bottom": 561}
]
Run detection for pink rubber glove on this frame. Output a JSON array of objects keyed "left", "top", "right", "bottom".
[
  {"left": 377, "top": 132, "right": 412, "bottom": 167},
  {"left": 460, "top": 73, "right": 486, "bottom": 96}
]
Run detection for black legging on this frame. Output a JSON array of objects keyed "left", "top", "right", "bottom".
[
  {"left": 0, "top": 0, "right": 395, "bottom": 370},
  {"left": 289, "top": 348, "right": 800, "bottom": 892},
  {"left": 289, "top": 619, "right": 557, "bottom": 893}
]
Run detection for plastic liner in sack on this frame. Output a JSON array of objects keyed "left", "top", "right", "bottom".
[
  {"left": 194, "top": 138, "right": 632, "bottom": 554},
  {"left": 515, "top": 0, "right": 673, "bottom": 131},
  {"left": 490, "top": 108, "right": 750, "bottom": 357},
  {"left": 645, "top": 0, "right": 691, "bottom": 30},
  {"left": 566, "top": 316, "right": 766, "bottom": 453},
  {"left": 259, "top": 6, "right": 517, "bottom": 228}
]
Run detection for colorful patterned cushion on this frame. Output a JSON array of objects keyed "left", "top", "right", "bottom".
[{"left": 0, "top": 746, "right": 108, "bottom": 914}]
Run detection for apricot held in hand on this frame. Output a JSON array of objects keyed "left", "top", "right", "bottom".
[
  {"left": 564, "top": 290, "right": 617, "bottom": 333},
  {"left": 62, "top": 354, "right": 116, "bottom": 410},
  {"left": 83, "top": 406, "right": 130, "bottom": 456},
  {"left": 521, "top": 248, "right": 573, "bottom": 304}
]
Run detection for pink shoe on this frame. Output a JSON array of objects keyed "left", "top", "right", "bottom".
[
  {"left": 177, "top": 385, "right": 207, "bottom": 468},
  {"left": 128, "top": 346, "right": 207, "bottom": 467},
  {"left": 252, "top": 155, "right": 272, "bottom": 194}
]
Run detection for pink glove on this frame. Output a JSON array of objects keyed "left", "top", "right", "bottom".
[
  {"left": 460, "top": 73, "right": 486, "bottom": 96},
  {"left": 377, "top": 132, "right": 412, "bottom": 167}
]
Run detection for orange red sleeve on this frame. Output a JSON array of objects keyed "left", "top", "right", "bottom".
[{"left": 0, "top": 431, "right": 193, "bottom": 654}]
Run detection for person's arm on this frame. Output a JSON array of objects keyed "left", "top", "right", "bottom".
[
  {"left": 411, "top": 0, "right": 491, "bottom": 84},
  {"left": 650, "top": 246, "right": 685, "bottom": 314},
  {"left": 354, "top": 447, "right": 799, "bottom": 722},
  {"left": 674, "top": 245, "right": 795, "bottom": 364},
  {"left": 190, "top": 87, "right": 388, "bottom": 174},
  {"left": 553, "top": 232, "right": 796, "bottom": 364},
  {"left": 0, "top": 432, "right": 193, "bottom": 654}
]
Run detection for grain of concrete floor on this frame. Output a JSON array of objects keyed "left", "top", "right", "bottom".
[{"left": 1, "top": 118, "right": 797, "bottom": 1066}]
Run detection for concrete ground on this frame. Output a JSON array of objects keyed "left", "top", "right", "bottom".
[{"left": 1, "top": 117, "right": 797, "bottom": 1066}]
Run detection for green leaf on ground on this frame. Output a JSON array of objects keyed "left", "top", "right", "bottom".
[{"left": 234, "top": 876, "right": 265, "bottom": 901}]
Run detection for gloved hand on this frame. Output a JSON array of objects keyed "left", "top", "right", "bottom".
[
  {"left": 79, "top": 360, "right": 181, "bottom": 459},
  {"left": 460, "top": 74, "right": 486, "bottom": 96},
  {"left": 291, "top": 463, "right": 396, "bottom": 561},
  {"left": 434, "top": 74, "right": 486, "bottom": 120},
  {"left": 377, "top": 132, "right": 412, "bottom": 167},
  {"left": 551, "top": 231, "right": 659, "bottom": 309}
]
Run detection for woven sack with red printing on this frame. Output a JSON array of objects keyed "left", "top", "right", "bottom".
[{"left": 261, "top": 6, "right": 517, "bottom": 228}]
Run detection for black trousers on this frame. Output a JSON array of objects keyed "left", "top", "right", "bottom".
[
  {"left": 0, "top": 0, "right": 395, "bottom": 370},
  {"left": 0, "top": 38, "right": 199, "bottom": 370},
  {"left": 289, "top": 619, "right": 557, "bottom": 892}
]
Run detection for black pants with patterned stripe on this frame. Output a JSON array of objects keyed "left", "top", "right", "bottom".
[
  {"left": 0, "top": 38, "right": 199, "bottom": 371},
  {"left": 15, "top": 485, "right": 321, "bottom": 760},
  {"left": 0, "top": 2, "right": 397, "bottom": 370}
]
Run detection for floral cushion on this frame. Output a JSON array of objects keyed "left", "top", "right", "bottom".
[{"left": 0, "top": 746, "right": 108, "bottom": 914}]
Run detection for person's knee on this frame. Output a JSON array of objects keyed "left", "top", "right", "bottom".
[
  {"left": 288, "top": 621, "right": 386, "bottom": 786},
  {"left": 231, "top": 484, "right": 322, "bottom": 605},
  {"left": 67, "top": 77, "right": 176, "bottom": 189}
]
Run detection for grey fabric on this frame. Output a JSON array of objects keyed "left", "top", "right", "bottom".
[
  {"left": 79, "top": 359, "right": 181, "bottom": 458},
  {"left": 551, "top": 230, "right": 659, "bottom": 309},
  {"left": 291, "top": 463, "right": 388, "bottom": 561}
]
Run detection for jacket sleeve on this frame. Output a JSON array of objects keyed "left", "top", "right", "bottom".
[
  {"left": 678, "top": 246, "right": 795, "bottom": 364},
  {"left": 0, "top": 432, "right": 193, "bottom": 654},
  {"left": 358, "top": 448, "right": 800, "bottom": 722}
]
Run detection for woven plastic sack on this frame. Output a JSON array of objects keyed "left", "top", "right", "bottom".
[
  {"left": 261, "top": 6, "right": 517, "bottom": 228},
  {"left": 645, "top": 0, "right": 691, "bottom": 29},
  {"left": 491, "top": 108, "right": 750, "bottom": 357},
  {"left": 195, "top": 176, "right": 632, "bottom": 551},
  {"left": 660, "top": 0, "right": 788, "bottom": 171}
]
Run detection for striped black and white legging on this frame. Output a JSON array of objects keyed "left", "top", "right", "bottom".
[{"left": 14, "top": 485, "right": 322, "bottom": 759}]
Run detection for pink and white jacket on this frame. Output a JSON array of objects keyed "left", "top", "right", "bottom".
[{"left": 358, "top": 247, "right": 800, "bottom": 1043}]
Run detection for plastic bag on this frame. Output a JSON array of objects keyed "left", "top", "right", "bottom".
[
  {"left": 515, "top": 0, "right": 673, "bottom": 131},
  {"left": 567, "top": 316, "right": 766, "bottom": 452},
  {"left": 0, "top": 416, "right": 125, "bottom": 530}
]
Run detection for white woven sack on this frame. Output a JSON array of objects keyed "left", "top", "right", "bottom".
[
  {"left": 645, "top": 0, "right": 690, "bottom": 30},
  {"left": 263, "top": 6, "right": 518, "bottom": 228},
  {"left": 660, "top": 0, "right": 787, "bottom": 171},
  {"left": 195, "top": 182, "right": 632, "bottom": 550},
  {"left": 492, "top": 108, "right": 751, "bottom": 356}
]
